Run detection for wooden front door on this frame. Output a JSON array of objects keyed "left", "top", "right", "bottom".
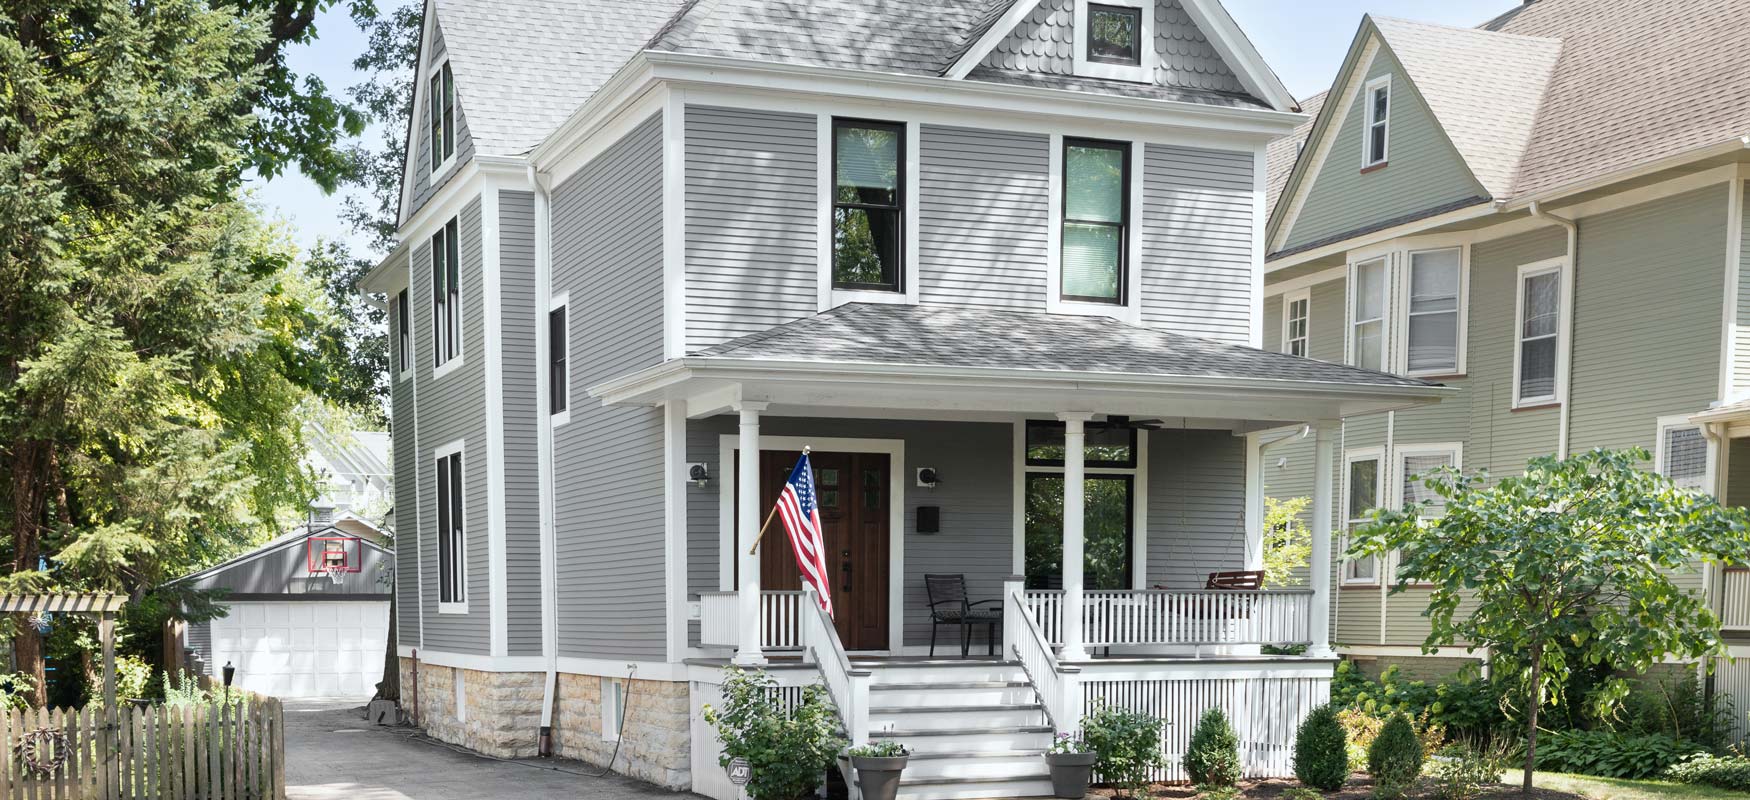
[{"left": 737, "top": 450, "right": 891, "bottom": 650}]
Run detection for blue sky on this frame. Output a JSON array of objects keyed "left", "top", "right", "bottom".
[{"left": 251, "top": 0, "right": 1516, "bottom": 260}]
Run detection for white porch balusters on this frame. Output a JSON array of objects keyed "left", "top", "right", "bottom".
[
  {"left": 1057, "top": 412, "right": 1096, "bottom": 662},
  {"left": 1307, "top": 419, "right": 1339, "bottom": 658},
  {"left": 734, "top": 401, "right": 769, "bottom": 666}
]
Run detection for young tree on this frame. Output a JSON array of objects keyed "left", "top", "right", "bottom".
[
  {"left": 1263, "top": 496, "right": 1312, "bottom": 589},
  {"left": 1348, "top": 448, "right": 1750, "bottom": 793}
]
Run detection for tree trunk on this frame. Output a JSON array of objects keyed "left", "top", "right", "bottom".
[
  {"left": 1522, "top": 645, "right": 1543, "bottom": 794},
  {"left": 9, "top": 438, "right": 48, "bottom": 708},
  {"left": 373, "top": 588, "right": 400, "bottom": 702}
]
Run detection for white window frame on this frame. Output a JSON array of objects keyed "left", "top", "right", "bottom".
[
  {"left": 1391, "top": 443, "right": 1461, "bottom": 581},
  {"left": 1047, "top": 136, "right": 1144, "bottom": 324},
  {"left": 1399, "top": 246, "right": 1468, "bottom": 377},
  {"left": 1512, "top": 257, "right": 1569, "bottom": 408},
  {"left": 427, "top": 59, "right": 457, "bottom": 181},
  {"left": 1654, "top": 415, "right": 1715, "bottom": 494},
  {"left": 435, "top": 439, "right": 469, "bottom": 614},
  {"left": 1342, "top": 446, "right": 1384, "bottom": 586},
  {"left": 1281, "top": 287, "right": 1311, "bottom": 357},
  {"left": 601, "top": 677, "right": 626, "bottom": 742},
  {"left": 548, "top": 292, "right": 571, "bottom": 429},
  {"left": 1347, "top": 257, "right": 1389, "bottom": 371},
  {"left": 818, "top": 116, "right": 920, "bottom": 310},
  {"left": 1361, "top": 75, "right": 1391, "bottom": 168},
  {"left": 396, "top": 288, "right": 413, "bottom": 380},
  {"left": 431, "top": 216, "right": 464, "bottom": 380},
  {"left": 1072, "top": 0, "right": 1157, "bottom": 84}
]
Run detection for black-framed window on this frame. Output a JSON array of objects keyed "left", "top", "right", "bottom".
[
  {"left": 396, "top": 289, "right": 411, "bottom": 373},
  {"left": 431, "top": 217, "right": 460, "bottom": 368},
  {"left": 548, "top": 303, "right": 568, "bottom": 415},
  {"left": 436, "top": 450, "right": 465, "bottom": 604},
  {"left": 1024, "top": 474, "right": 1134, "bottom": 590},
  {"left": 1025, "top": 420, "right": 1137, "bottom": 468},
  {"left": 832, "top": 118, "right": 904, "bottom": 292},
  {"left": 1062, "top": 138, "right": 1128, "bottom": 304},
  {"left": 1087, "top": 4, "right": 1142, "bottom": 65},
  {"left": 429, "top": 62, "right": 454, "bottom": 172}
]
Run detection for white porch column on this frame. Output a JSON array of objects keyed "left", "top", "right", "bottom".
[
  {"left": 1058, "top": 412, "right": 1096, "bottom": 662},
  {"left": 734, "top": 401, "right": 769, "bottom": 666},
  {"left": 1308, "top": 420, "right": 1339, "bottom": 659}
]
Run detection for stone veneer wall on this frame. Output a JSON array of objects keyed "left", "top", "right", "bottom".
[{"left": 393, "top": 658, "right": 689, "bottom": 790}]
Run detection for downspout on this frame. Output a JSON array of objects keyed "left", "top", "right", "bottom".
[
  {"left": 1529, "top": 201, "right": 1578, "bottom": 457},
  {"left": 530, "top": 163, "right": 561, "bottom": 756}
]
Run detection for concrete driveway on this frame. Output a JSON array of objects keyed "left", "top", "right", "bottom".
[{"left": 284, "top": 700, "right": 695, "bottom": 800}]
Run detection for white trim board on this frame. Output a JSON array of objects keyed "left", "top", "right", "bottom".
[{"left": 398, "top": 647, "right": 691, "bottom": 682}]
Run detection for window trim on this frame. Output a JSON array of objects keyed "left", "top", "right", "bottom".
[
  {"left": 1361, "top": 75, "right": 1390, "bottom": 168},
  {"left": 1085, "top": 3, "right": 1143, "bottom": 66},
  {"left": 1655, "top": 415, "right": 1715, "bottom": 494},
  {"left": 1399, "top": 246, "right": 1468, "bottom": 378},
  {"left": 548, "top": 292, "right": 571, "bottom": 428},
  {"left": 1512, "top": 257, "right": 1569, "bottom": 409},
  {"left": 1058, "top": 136, "right": 1133, "bottom": 306},
  {"left": 431, "top": 216, "right": 464, "bottom": 379},
  {"left": 428, "top": 59, "right": 456, "bottom": 180},
  {"left": 1072, "top": 0, "right": 1156, "bottom": 83},
  {"left": 1347, "top": 256, "right": 1388, "bottom": 371},
  {"left": 1388, "top": 443, "right": 1461, "bottom": 583},
  {"left": 1020, "top": 422, "right": 1149, "bottom": 592},
  {"left": 818, "top": 117, "right": 919, "bottom": 310},
  {"left": 1024, "top": 419, "right": 1139, "bottom": 469},
  {"left": 435, "top": 439, "right": 468, "bottom": 615},
  {"left": 1281, "top": 287, "right": 1311, "bottom": 358},
  {"left": 1342, "top": 446, "right": 1384, "bottom": 586},
  {"left": 396, "top": 288, "right": 412, "bottom": 379},
  {"left": 1046, "top": 136, "right": 1142, "bottom": 323},
  {"left": 601, "top": 677, "right": 627, "bottom": 742},
  {"left": 829, "top": 117, "right": 907, "bottom": 294}
]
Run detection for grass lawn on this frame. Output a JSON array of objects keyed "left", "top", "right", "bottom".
[{"left": 1524, "top": 771, "right": 1747, "bottom": 800}]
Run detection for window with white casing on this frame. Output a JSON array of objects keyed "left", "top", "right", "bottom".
[
  {"left": 1405, "top": 248, "right": 1462, "bottom": 375},
  {"left": 601, "top": 677, "right": 627, "bottom": 742},
  {"left": 548, "top": 293, "right": 570, "bottom": 426},
  {"left": 1350, "top": 258, "right": 1387, "bottom": 371},
  {"left": 1344, "top": 450, "right": 1382, "bottom": 584},
  {"left": 428, "top": 60, "right": 455, "bottom": 176},
  {"left": 1394, "top": 445, "right": 1459, "bottom": 580},
  {"left": 1657, "top": 419, "right": 1711, "bottom": 493},
  {"left": 1363, "top": 75, "right": 1390, "bottom": 167},
  {"left": 1073, "top": 0, "right": 1153, "bottom": 83},
  {"left": 1514, "top": 260, "right": 1564, "bottom": 407},
  {"left": 431, "top": 217, "right": 461, "bottom": 372},
  {"left": 1283, "top": 288, "right": 1310, "bottom": 358},
  {"left": 396, "top": 289, "right": 411, "bottom": 376},
  {"left": 435, "top": 442, "right": 466, "bottom": 612}
]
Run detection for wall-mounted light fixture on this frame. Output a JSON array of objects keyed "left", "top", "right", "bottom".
[
  {"left": 916, "top": 467, "right": 939, "bottom": 488},
  {"left": 687, "top": 463, "right": 709, "bottom": 486}
]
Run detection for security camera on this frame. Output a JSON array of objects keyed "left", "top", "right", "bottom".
[{"left": 687, "top": 463, "right": 709, "bottom": 484}]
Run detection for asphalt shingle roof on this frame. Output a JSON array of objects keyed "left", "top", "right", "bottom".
[
  {"left": 692, "top": 303, "right": 1438, "bottom": 389},
  {"left": 1265, "top": 90, "right": 1323, "bottom": 218},
  {"left": 647, "top": 0, "right": 1008, "bottom": 76}
]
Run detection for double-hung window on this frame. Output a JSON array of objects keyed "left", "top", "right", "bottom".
[
  {"left": 1343, "top": 451, "right": 1381, "bottom": 584},
  {"left": 1283, "top": 289, "right": 1310, "bottom": 357},
  {"left": 548, "top": 296, "right": 569, "bottom": 423},
  {"left": 396, "top": 289, "right": 411, "bottom": 375},
  {"left": 436, "top": 445, "right": 466, "bottom": 610},
  {"left": 431, "top": 217, "right": 460, "bottom": 370},
  {"left": 1514, "top": 260, "right": 1564, "bottom": 406},
  {"left": 831, "top": 119, "right": 905, "bottom": 292},
  {"left": 1062, "top": 139, "right": 1129, "bottom": 304},
  {"left": 429, "top": 61, "right": 454, "bottom": 174},
  {"left": 1363, "top": 76, "right": 1389, "bottom": 167},
  {"left": 1349, "top": 258, "right": 1387, "bottom": 371},
  {"left": 1657, "top": 419, "right": 1711, "bottom": 493},
  {"left": 1405, "top": 248, "right": 1462, "bottom": 375},
  {"left": 1393, "top": 445, "right": 1459, "bottom": 580}
]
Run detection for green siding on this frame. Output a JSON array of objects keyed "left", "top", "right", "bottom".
[
  {"left": 1737, "top": 181, "right": 1750, "bottom": 393},
  {"left": 1279, "top": 46, "right": 1487, "bottom": 253}
]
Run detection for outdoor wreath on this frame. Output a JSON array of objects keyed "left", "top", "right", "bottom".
[{"left": 14, "top": 727, "right": 68, "bottom": 779}]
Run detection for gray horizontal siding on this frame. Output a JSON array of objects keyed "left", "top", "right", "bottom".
[
  {"left": 550, "top": 114, "right": 668, "bottom": 661},
  {"left": 1147, "top": 429, "right": 1248, "bottom": 590},
  {"left": 917, "top": 125, "right": 1050, "bottom": 310},
  {"left": 391, "top": 285, "right": 420, "bottom": 648},
  {"left": 685, "top": 106, "right": 818, "bottom": 352},
  {"left": 499, "top": 189, "right": 543, "bottom": 656},
  {"left": 406, "top": 21, "right": 475, "bottom": 223},
  {"left": 1140, "top": 143, "right": 1255, "bottom": 343}
]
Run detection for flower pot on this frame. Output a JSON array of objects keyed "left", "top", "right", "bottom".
[
  {"left": 851, "top": 754, "right": 909, "bottom": 800},
  {"left": 1045, "top": 751, "right": 1097, "bottom": 799}
]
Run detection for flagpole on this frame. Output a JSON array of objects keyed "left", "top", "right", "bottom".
[{"left": 746, "top": 505, "right": 780, "bottom": 556}]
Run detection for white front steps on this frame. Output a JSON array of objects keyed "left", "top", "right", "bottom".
[{"left": 856, "top": 660, "right": 1056, "bottom": 800}]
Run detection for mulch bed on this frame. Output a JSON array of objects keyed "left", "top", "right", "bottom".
[{"left": 1090, "top": 775, "right": 1586, "bottom": 800}]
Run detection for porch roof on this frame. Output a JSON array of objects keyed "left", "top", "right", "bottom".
[{"left": 592, "top": 304, "right": 1455, "bottom": 423}]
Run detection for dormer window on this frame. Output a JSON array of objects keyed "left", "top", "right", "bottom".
[
  {"left": 1363, "top": 76, "right": 1390, "bottom": 168},
  {"left": 429, "top": 61, "right": 455, "bottom": 175},
  {"left": 1088, "top": 4, "right": 1142, "bottom": 65}
]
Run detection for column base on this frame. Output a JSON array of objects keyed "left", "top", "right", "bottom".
[{"left": 731, "top": 650, "right": 768, "bottom": 667}]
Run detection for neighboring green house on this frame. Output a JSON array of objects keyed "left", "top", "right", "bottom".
[{"left": 1261, "top": 0, "right": 1750, "bottom": 701}]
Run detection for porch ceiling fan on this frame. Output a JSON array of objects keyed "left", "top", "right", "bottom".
[{"left": 1099, "top": 415, "right": 1164, "bottom": 430}]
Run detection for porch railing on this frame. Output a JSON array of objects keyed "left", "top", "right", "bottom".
[
  {"left": 696, "top": 590, "right": 804, "bottom": 650},
  {"left": 1724, "top": 570, "right": 1750, "bottom": 630},
  {"left": 1005, "top": 579, "right": 1081, "bottom": 734},
  {"left": 800, "top": 585, "right": 871, "bottom": 745},
  {"left": 1024, "top": 589, "right": 1314, "bottom": 648}
]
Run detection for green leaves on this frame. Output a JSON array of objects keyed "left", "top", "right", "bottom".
[{"left": 702, "top": 668, "right": 846, "bottom": 800}]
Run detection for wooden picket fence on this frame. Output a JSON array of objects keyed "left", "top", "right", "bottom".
[{"left": 0, "top": 696, "right": 283, "bottom": 799}]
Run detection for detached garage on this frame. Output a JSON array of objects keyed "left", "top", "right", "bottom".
[{"left": 169, "top": 526, "right": 393, "bottom": 699}]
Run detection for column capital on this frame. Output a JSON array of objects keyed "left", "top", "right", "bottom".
[
  {"left": 1311, "top": 418, "right": 1342, "bottom": 433},
  {"left": 733, "top": 400, "right": 769, "bottom": 415},
  {"left": 1055, "top": 411, "right": 1098, "bottom": 423}
]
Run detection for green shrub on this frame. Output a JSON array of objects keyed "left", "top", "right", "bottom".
[
  {"left": 1082, "top": 705, "right": 1166, "bottom": 798},
  {"left": 1184, "top": 708, "right": 1242, "bottom": 788},
  {"left": 1530, "top": 729, "right": 1701, "bottom": 780},
  {"left": 1663, "top": 753, "right": 1750, "bottom": 792},
  {"left": 1366, "top": 714, "right": 1424, "bottom": 799},
  {"left": 1617, "top": 674, "right": 1731, "bottom": 748},
  {"left": 703, "top": 667, "right": 846, "bottom": 800},
  {"left": 1294, "top": 704, "right": 1349, "bottom": 791},
  {"left": 1332, "top": 662, "right": 1504, "bottom": 744},
  {"left": 1339, "top": 708, "right": 1443, "bottom": 770},
  {"left": 1429, "top": 743, "right": 1506, "bottom": 800},
  {"left": 115, "top": 655, "right": 152, "bottom": 700},
  {"left": 1282, "top": 788, "right": 1326, "bottom": 800}
]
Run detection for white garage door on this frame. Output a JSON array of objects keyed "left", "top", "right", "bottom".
[{"left": 209, "top": 601, "right": 390, "bottom": 699}]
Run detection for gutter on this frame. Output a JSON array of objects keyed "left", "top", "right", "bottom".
[{"left": 1528, "top": 200, "right": 1578, "bottom": 457}]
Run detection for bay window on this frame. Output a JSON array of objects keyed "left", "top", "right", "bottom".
[
  {"left": 1349, "top": 258, "right": 1386, "bottom": 371},
  {"left": 1405, "top": 248, "right": 1461, "bottom": 374}
]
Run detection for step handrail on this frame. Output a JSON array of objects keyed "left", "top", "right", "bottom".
[
  {"left": 1004, "top": 578, "right": 1081, "bottom": 735},
  {"left": 800, "top": 584, "right": 872, "bottom": 744}
]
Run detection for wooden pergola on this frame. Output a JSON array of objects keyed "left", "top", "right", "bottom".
[{"left": 0, "top": 594, "right": 126, "bottom": 713}]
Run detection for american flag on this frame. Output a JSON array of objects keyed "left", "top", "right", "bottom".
[{"left": 774, "top": 452, "right": 834, "bottom": 617}]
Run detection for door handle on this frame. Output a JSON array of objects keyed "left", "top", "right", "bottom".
[{"left": 841, "top": 551, "right": 852, "bottom": 591}]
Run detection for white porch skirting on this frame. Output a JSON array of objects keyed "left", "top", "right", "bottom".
[{"left": 1083, "top": 671, "right": 1331, "bottom": 782}]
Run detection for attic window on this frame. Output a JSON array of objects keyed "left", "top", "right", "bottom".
[
  {"left": 429, "top": 61, "right": 455, "bottom": 175},
  {"left": 1088, "top": 5, "right": 1141, "bottom": 65},
  {"left": 1363, "top": 75, "right": 1390, "bottom": 167}
]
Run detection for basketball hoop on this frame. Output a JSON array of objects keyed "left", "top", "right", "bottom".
[{"left": 317, "top": 564, "right": 346, "bottom": 586}]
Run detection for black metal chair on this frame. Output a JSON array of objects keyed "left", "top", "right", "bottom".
[{"left": 925, "top": 574, "right": 1003, "bottom": 658}]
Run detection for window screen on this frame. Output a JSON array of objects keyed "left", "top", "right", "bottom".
[
  {"left": 1401, "top": 452, "right": 1455, "bottom": 516},
  {"left": 1663, "top": 426, "right": 1709, "bottom": 491}
]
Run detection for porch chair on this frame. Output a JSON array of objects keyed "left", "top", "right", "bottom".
[{"left": 924, "top": 574, "right": 1003, "bottom": 658}]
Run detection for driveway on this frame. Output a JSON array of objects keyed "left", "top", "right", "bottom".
[{"left": 284, "top": 700, "right": 695, "bottom": 799}]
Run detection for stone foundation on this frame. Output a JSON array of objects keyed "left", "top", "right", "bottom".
[{"left": 394, "top": 657, "right": 690, "bottom": 790}]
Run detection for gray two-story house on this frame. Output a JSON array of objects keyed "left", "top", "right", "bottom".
[
  {"left": 358, "top": 1, "right": 1454, "bottom": 796},
  {"left": 1259, "top": 0, "right": 1750, "bottom": 730}
]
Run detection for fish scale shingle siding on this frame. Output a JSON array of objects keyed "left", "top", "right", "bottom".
[
  {"left": 407, "top": 22, "right": 475, "bottom": 224},
  {"left": 684, "top": 106, "right": 819, "bottom": 353},
  {"left": 499, "top": 189, "right": 543, "bottom": 656},
  {"left": 917, "top": 125, "right": 1051, "bottom": 310},
  {"left": 1140, "top": 143, "right": 1255, "bottom": 344},
  {"left": 977, "top": 0, "right": 1246, "bottom": 94},
  {"left": 414, "top": 196, "right": 490, "bottom": 655},
  {"left": 550, "top": 114, "right": 668, "bottom": 661}
]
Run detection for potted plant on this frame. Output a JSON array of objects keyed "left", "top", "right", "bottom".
[
  {"left": 846, "top": 741, "right": 910, "bottom": 800},
  {"left": 1045, "top": 733, "right": 1097, "bottom": 798}
]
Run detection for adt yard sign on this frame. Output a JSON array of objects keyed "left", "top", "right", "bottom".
[{"left": 728, "top": 757, "right": 751, "bottom": 786}]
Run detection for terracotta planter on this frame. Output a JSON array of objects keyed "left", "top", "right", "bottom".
[
  {"left": 851, "top": 754, "right": 909, "bottom": 800},
  {"left": 1045, "top": 751, "right": 1097, "bottom": 799}
]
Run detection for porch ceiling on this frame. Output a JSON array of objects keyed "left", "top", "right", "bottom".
[{"left": 591, "top": 305, "right": 1455, "bottom": 424}]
